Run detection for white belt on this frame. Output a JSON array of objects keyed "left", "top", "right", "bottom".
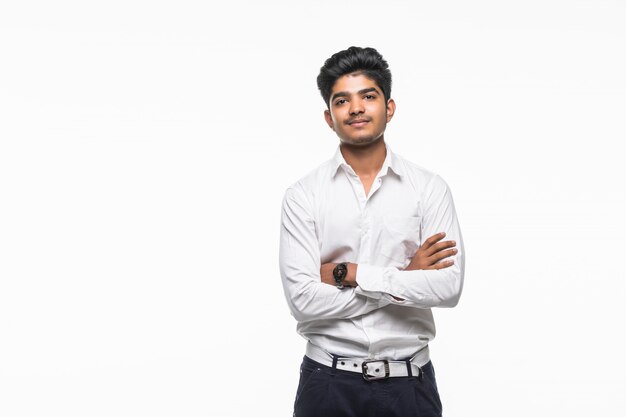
[{"left": 305, "top": 343, "right": 424, "bottom": 381}]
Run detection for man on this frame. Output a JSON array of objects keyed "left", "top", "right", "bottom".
[{"left": 279, "top": 46, "right": 465, "bottom": 417}]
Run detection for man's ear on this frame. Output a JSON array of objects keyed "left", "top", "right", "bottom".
[
  {"left": 324, "top": 109, "right": 335, "bottom": 131},
  {"left": 386, "top": 98, "right": 396, "bottom": 123}
]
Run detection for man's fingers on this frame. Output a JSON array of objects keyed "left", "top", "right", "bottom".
[
  {"left": 423, "top": 239, "right": 456, "bottom": 257},
  {"left": 425, "top": 259, "right": 455, "bottom": 270},
  {"left": 430, "top": 248, "right": 457, "bottom": 263},
  {"left": 422, "top": 232, "right": 447, "bottom": 250}
]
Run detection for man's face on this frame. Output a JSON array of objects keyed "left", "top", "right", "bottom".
[{"left": 324, "top": 73, "right": 395, "bottom": 147}]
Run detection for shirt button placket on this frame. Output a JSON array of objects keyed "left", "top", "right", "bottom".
[{"left": 360, "top": 204, "right": 375, "bottom": 355}]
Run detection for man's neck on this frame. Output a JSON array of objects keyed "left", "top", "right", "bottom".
[{"left": 339, "top": 138, "right": 387, "bottom": 178}]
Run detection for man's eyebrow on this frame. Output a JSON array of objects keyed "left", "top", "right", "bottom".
[
  {"left": 330, "top": 87, "right": 381, "bottom": 102},
  {"left": 358, "top": 87, "right": 380, "bottom": 95}
]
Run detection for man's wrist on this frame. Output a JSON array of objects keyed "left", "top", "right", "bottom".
[
  {"left": 321, "top": 262, "right": 358, "bottom": 287},
  {"left": 344, "top": 263, "right": 358, "bottom": 287}
]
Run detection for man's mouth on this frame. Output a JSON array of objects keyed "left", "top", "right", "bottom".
[{"left": 348, "top": 118, "right": 370, "bottom": 126}]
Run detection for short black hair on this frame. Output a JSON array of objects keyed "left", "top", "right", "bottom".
[{"left": 317, "top": 46, "right": 392, "bottom": 108}]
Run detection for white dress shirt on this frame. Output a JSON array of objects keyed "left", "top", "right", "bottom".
[{"left": 279, "top": 144, "right": 465, "bottom": 364}]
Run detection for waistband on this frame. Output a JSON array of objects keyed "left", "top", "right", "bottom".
[{"left": 305, "top": 342, "right": 430, "bottom": 380}]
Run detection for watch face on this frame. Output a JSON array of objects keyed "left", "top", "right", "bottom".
[
  {"left": 334, "top": 263, "right": 348, "bottom": 279},
  {"left": 333, "top": 263, "right": 348, "bottom": 289}
]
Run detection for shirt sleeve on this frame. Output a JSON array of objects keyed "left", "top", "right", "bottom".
[
  {"left": 356, "top": 175, "right": 465, "bottom": 308},
  {"left": 279, "top": 185, "right": 392, "bottom": 323}
]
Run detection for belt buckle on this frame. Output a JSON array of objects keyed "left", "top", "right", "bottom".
[{"left": 362, "top": 359, "right": 390, "bottom": 381}]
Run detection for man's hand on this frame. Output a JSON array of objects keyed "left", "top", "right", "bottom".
[
  {"left": 320, "top": 263, "right": 357, "bottom": 287},
  {"left": 405, "top": 232, "right": 457, "bottom": 271}
]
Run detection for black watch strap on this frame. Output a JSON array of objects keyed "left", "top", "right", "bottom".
[{"left": 333, "top": 262, "right": 348, "bottom": 289}]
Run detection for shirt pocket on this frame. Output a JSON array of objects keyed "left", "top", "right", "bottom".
[{"left": 378, "top": 216, "right": 422, "bottom": 266}]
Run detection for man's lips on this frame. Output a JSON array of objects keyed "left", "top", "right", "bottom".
[{"left": 347, "top": 118, "right": 370, "bottom": 126}]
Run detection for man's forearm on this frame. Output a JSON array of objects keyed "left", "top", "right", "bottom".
[
  {"left": 356, "top": 263, "right": 464, "bottom": 308},
  {"left": 319, "top": 233, "right": 460, "bottom": 304},
  {"left": 320, "top": 233, "right": 456, "bottom": 287}
]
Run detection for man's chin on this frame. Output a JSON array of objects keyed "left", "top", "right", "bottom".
[{"left": 340, "top": 136, "right": 383, "bottom": 147}]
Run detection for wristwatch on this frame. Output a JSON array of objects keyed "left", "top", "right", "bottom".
[{"left": 333, "top": 262, "right": 348, "bottom": 289}]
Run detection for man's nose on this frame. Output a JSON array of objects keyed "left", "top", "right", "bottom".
[{"left": 349, "top": 99, "right": 364, "bottom": 115}]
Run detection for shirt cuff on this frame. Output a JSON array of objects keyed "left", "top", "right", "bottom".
[
  {"left": 356, "top": 264, "right": 406, "bottom": 305},
  {"left": 352, "top": 265, "right": 386, "bottom": 307},
  {"left": 356, "top": 264, "right": 396, "bottom": 304},
  {"left": 356, "top": 264, "right": 388, "bottom": 292}
]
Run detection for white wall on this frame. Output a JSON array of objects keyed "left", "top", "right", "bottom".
[{"left": 1, "top": 1, "right": 625, "bottom": 416}]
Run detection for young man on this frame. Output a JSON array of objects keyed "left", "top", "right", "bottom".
[{"left": 279, "top": 46, "right": 465, "bottom": 417}]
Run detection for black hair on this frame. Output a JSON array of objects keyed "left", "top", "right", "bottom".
[{"left": 316, "top": 46, "right": 392, "bottom": 108}]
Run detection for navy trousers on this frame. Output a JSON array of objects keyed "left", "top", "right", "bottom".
[{"left": 293, "top": 356, "right": 443, "bottom": 417}]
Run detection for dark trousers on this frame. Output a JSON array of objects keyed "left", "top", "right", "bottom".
[{"left": 293, "top": 355, "right": 443, "bottom": 417}]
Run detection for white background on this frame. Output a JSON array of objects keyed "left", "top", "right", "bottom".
[{"left": 1, "top": 1, "right": 625, "bottom": 416}]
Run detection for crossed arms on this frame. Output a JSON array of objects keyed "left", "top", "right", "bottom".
[
  {"left": 279, "top": 175, "right": 465, "bottom": 323},
  {"left": 319, "top": 232, "right": 457, "bottom": 302}
]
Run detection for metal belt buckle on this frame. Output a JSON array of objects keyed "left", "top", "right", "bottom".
[{"left": 362, "top": 359, "right": 390, "bottom": 381}]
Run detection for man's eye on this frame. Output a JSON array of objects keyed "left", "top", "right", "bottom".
[
  {"left": 364, "top": 95, "right": 375, "bottom": 100},
  {"left": 335, "top": 99, "right": 347, "bottom": 105}
]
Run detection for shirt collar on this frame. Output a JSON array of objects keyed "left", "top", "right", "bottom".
[{"left": 331, "top": 143, "right": 406, "bottom": 179}]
